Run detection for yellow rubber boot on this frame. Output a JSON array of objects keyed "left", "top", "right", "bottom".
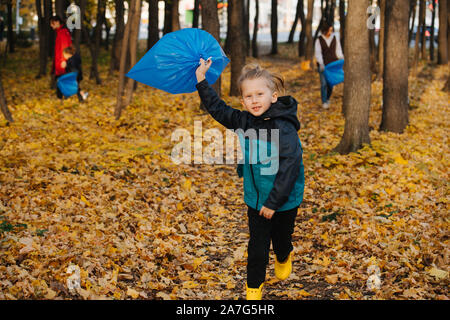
[
  {"left": 274, "top": 252, "right": 292, "bottom": 280},
  {"left": 246, "top": 283, "right": 263, "bottom": 300}
]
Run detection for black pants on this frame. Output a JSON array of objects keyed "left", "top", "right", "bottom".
[{"left": 246, "top": 205, "right": 298, "bottom": 288}]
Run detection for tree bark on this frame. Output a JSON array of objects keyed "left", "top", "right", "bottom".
[
  {"left": 288, "top": 0, "right": 301, "bottom": 44},
  {"left": 377, "top": 0, "right": 385, "bottom": 80},
  {"left": 438, "top": 0, "right": 448, "bottom": 64},
  {"left": 36, "top": 0, "right": 49, "bottom": 78},
  {"left": 369, "top": 1, "right": 377, "bottom": 75},
  {"left": 252, "top": 0, "right": 259, "bottom": 58},
  {"left": 408, "top": 0, "right": 417, "bottom": 45},
  {"left": 380, "top": 0, "right": 409, "bottom": 133},
  {"left": 115, "top": 0, "right": 141, "bottom": 119},
  {"left": 163, "top": 0, "right": 180, "bottom": 34},
  {"left": 124, "top": 1, "right": 142, "bottom": 107},
  {"left": 193, "top": 0, "right": 200, "bottom": 28},
  {"left": 229, "top": 0, "right": 246, "bottom": 96},
  {"left": 305, "top": 0, "right": 314, "bottom": 65},
  {"left": 244, "top": 0, "right": 251, "bottom": 56},
  {"left": 420, "top": 0, "right": 428, "bottom": 60},
  {"left": 339, "top": 0, "right": 346, "bottom": 53},
  {"left": 334, "top": 0, "right": 371, "bottom": 154},
  {"left": 109, "top": 0, "right": 125, "bottom": 74},
  {"left": 271, "top": 0, "right": 278, "bottom": 54},
  {"left": 0, "top": 72, "right": 13, "bottom": 122},
  {"left": 89, "top": 0, "right": 105, "bottom": 84},
  {"left": 430, "top": 0, "right": 436, "bottom": 62},
  {"left": 147, "top": 0, "right": 159, "bottom": 50},
  {"left": 7, "top": 0, "right": 14, "bottom": 53},
  {"left": 171, "top": 0, "right": 180, "bottom": 31},
  {"left": 200, "top": 0, "right": 222, "bottom": 97},
  {"left": 298, "top": 0, "right": 306, "bottom": 57},
  {"left": 73, "top": 0, "right": 85, "bottom": 54},
  {"left": 163, "top": 0, "right": 172, "bottom": 34},
  {"left": 55, "top": 0, "right": 71, "bottom": 20},
  {"left": 414, "top": 0, "right": 425, "bottom": 65}
]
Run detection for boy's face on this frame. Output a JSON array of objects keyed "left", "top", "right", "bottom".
[
  {"left": 63, "top": 52, "right": 71, "bottom": 60},
  {"left": 240, "top": 78, "right": 278, "bottom": 117},
  {"left": 50, "top": 21, "right": 60, "bottom": 30}
]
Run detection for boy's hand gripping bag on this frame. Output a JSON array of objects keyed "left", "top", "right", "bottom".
[
  {"left": 56, "top": 72, "right": 79, "bottom": 97},
  {"left": 323, "top": 59, "right": 344, "bottom": 87},
  {"left": 126, "top": 28, "right": 230, "bottom": 94}
]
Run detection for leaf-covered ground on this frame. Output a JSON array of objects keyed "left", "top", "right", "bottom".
[{"left": 0, "top": 44, "right": 448, "bottom": 300}]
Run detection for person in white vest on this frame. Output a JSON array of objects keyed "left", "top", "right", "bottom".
[{"left": 315, "top": 21, "right": 344, "bottom": 109}]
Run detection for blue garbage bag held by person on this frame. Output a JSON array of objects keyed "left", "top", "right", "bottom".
[
  {"left": 56, "top": 72, "right": 79, "bottom": 98},
  {"left": 126, "top": 28, "right": 230, "bottom": 94},
  {"left": 323, "top": 59, "right": 344, "bottom": 87}
]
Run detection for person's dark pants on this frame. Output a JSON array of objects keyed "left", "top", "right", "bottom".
[
  {"left": 319, "top": 68, "right": 333, "bottom": 103},
  {"left": 55, "top": 75, "right": 64, "bottom": 99},
  {"left": 246, "top": 205, "right": 298, "bottom": 288}
]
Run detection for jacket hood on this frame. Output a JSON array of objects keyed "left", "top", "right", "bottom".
[{"left": 257, "top": 96, "right": 300, "bottom": 131}]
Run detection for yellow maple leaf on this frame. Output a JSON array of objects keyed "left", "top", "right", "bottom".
[{"left": 127, "top": 287, "right": 140, "bottom": 299}]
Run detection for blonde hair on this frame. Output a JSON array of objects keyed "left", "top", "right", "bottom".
[{"left": 238, "top": 64, "right": 285, "bottom": 96}]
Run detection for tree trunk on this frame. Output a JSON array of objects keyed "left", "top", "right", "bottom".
[
  {"left": 288, "top": 0, "right": 301, "bottom": 44},
  {"left": 380, "top": 0, "right": 409, "bottom": 133},
  {"left": 414, "top": 0, "right": 425, "bottom": 65},
  {"left": 298, "top": 0, "right": 306, "bottom": 57},
  {"left": 408, "top": 0, "right": 417, "bottom": 45},
  {"left": 430, "top": 0, "right": 436, "bottom": 62},
  {"left": 165, "top": 0, "right": 180, "bottom": 33},
  {"left": 163, "top": 0, "right": 172, "bottom": 34},
  {"left": 438, "top": 0, "right": 448, "bottom": 64},
  {"left": 36, "top": 0, "right": 49, "bottom": 78},
  {"left": 46, "top": 0, "right": 54, "bottom": 59},
  {"left": 102, "top": 4, "right": 110, "bottom": 50},
  {"left": 369, "top": 10, "right": 377, "bottom": 74},
  {"left": 0, "top": 73, "right": 13, "bottom": 122},
  {"left": 244, "top": 0, "right": 251, "bottom": 56},
  {"left": 200, "top": 0, "right": 222, "bottom": 98},
  {"left": 224, "top": 3, "right": 231, "bottom": 55},
  {"left": 305, "top": 0, "right": 314, "bottom": 65},
  {"left": 420, "top": 0, "right": 428, "bottom": 60},
  {"left": 229, "top": 0, "right": 246, "bottom": 96},
  {"left": 377, "top": 0, "right": 385, "bottom": 80},
  {"left": 89, "top": 0, "right": 105, "bottom": 84},
  {"left": 73, "top": 0, "right": 86, "bottom": 54},
  {"left": 334, "top": 0, "right": 371, "bottom": 154},
  {"left": 148, "top": 0, "right": 159, "bottom": 50},
  {"left": 252, "top": 0, "right": 259, "bottom": 58},
  {"left": 116, "top": 0, "right": 140, "bottom": 120},
  {"left": 7, "top": 0, "right": 14, "bottom": 53},
  {"left": 109, "top": 0, "right": 125, "bottom": 74},
  {"left": 124, "top": 1, "right": 142, "bottom": 107},
  {"left": 271, "top": 0, "right": 278, "bottom": 54},
  {"left": 339, "top": 0, "right": 346, "bottom": 52},
  {"left": 193, "top": 0, "right": 200, "bottom": 28},
  {"left": 55, "top": 0, "right": 70, "bottom": 19}
]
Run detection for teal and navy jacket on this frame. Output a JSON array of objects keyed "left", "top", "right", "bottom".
[{"left": 196, "top": 79, "right": 305, "bottom": 212}]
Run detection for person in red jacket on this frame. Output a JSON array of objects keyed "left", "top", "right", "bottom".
[{"left": 50, "top": 16, "right": 72, "bottom": 99}]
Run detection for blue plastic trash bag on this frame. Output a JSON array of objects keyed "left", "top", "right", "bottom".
[
  {"left": 324, "top": 59, "right": 344, "bottom": 87},
  {"left": 126, "top": 28, "right": 230, "bottom": 94},
  {"left": 57, "top": 72, "right": 79, "bottom": 97}
]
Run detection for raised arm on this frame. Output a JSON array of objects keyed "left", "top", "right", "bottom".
[{"left": 195, "top": 58, "right": 247, "bottom": 130}]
